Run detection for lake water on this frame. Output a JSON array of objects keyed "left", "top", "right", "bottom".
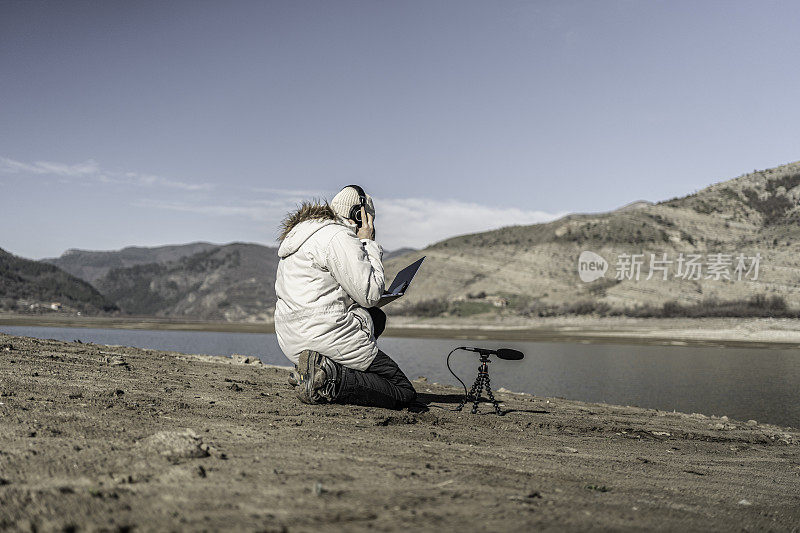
[{"left": 2, "top": 325, "right": 798, "bottom": 427}]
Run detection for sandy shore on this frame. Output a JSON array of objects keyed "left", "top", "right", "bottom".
[
  {"left": 1, "top": 333, "right": 798, "bottom": 531},
  {"left": 4, "top": 313, "right": 800, "bottom": 349}
]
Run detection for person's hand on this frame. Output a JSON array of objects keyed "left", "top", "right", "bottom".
[{"left": 356, "top": 206, "right": 374, "bottom": 240}]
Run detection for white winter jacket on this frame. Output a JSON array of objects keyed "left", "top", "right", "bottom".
[{"left": 274, "top": 211, "right": 385, "bottom": 371}]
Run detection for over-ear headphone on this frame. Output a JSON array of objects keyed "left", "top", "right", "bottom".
[{"left": 343, "top": 184, "right": 367, "bottom": 228}]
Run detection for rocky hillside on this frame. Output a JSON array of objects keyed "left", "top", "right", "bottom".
[
  {"left": 383, "top": 160, "right": 800, "bottom": 318},
  {"left": 44, "top": 242, "right": 219, "bottom": 284},
  {"left": 0, "top": 247, "right": 117, "bottom": 314},
  {"left": 54, "top": 243, "right": 416, "bottom": 321},
  {"left": 92, "top": 243, "right": 279, "bottom": 321}
]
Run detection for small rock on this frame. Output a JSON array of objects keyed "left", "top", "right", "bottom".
[
  {"left": 415, "top": 376, "right": 428, "bottom": 382},
  {"left": 738, "top": 499, "right": 752, "bottom": 506},
  {"left": 141, "top": 429, "right": 210, "bottom": 463},
  {"left": 227, "top": 383, "right": 243, "bottom": 392},
  {"left": 746, "top": 420, "right": 758, "bottom": 427},
  {"left": 314, "top": 482, "right": 325, "bottom": 496},
  {"left": 709, "top": 423, "right": 726, "bottom": 430},
  {"left": 558, "top": 446, "right": 578, "bottom": 453},
  {"left": 106, "top": 356, "right": 128, "bottom": 367},
  {"left": 720, "top": 416, "right": 729, "bottom": 422},
  {"left": 231, "top": 354, "right": 251, "bottom": 364}
]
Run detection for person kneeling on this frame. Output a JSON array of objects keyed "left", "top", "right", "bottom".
[{"left": 273, "top": 185, "right": 416, "bottom": 409}]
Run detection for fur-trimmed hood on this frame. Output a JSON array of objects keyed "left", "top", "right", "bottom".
[
  {"left": 279, "top": 202, "right": 336, "bottom": 241},
  {"left": 278, "top": 202, "right": 350, "bottom": 259}
]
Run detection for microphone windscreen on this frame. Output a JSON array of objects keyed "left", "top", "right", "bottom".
[{"left": 496, "top": 348, "right": 524, "bottom": 360}]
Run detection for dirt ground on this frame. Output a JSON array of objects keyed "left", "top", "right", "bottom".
[{"left": 1, "top": 333, "right": 798, "bottom": 532}]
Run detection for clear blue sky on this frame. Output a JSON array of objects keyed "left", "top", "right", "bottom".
[{"left": 2, "top": 0, "right": 798, "bottom": 259}]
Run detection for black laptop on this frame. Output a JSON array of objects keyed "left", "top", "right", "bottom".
[{"left": 377, "top": 256, "right": 425, "bottom": 307}]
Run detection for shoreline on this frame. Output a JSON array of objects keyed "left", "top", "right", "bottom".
[
  {"left": 3, "top": 313, "right": 800, "bottom": 349},
  {"left": 1, "top": 333, "right": 797, "bottom": 531}
]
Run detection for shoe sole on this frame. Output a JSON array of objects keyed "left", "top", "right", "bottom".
[{"left": 295, "top": 350, "right": 322, "bottom": 404}]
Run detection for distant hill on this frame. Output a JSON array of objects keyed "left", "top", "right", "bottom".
[
  {"left": 383, "top": 247, "right": 416, "bottom": 261},
  {"left": 0, "top": 247, "right": 118, "bottom": 314},
  {"left": 610, "top": 200, "right": 654, "bottom": 213},
  {"left": 92, "top": 243, "right": 279, "bottom": 321},
  {"left": 48, "top": 241, "right": 419, "bottom": 321},
  {"left": 43, "top": 242, "right": 220, "bottom": 284},
  {"left": 383, "top": 160, "right": 800, "bottom": 318}
]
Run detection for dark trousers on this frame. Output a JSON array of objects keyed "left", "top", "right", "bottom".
[{"left": 334, "top": 307, "right": 416, "bottom": 409}]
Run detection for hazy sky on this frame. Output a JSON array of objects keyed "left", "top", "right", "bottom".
[{"left": 2, "top": 1, "right": 799, "bottom": 259}]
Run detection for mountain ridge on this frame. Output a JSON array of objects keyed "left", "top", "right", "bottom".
[
  {"left": 92, "top": 243, "right": 279, "bottom": 321},
  {"left": 0, "top": 247, "right": 118, "bottom": 314},
  {"left": 43, "top": 242, "right": 222, "bottom": 283}
]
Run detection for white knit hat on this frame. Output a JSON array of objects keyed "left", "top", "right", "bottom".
[{"left": 330, "top": 186, "right": 375, "bottom": 221}]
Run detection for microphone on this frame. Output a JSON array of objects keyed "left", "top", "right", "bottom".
[{"left": 459, "top": 347, "right": 524, "bottom": 360}]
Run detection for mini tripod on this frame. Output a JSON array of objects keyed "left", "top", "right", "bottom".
[{"left": 455, "top": 353, "right": 502, "bottom": 415}]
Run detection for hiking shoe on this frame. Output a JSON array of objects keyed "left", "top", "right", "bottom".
[
  {"left": 294, "top": 350, "right": 339, "bottom": 404},
  {"left": 318, "top": 356, "right": 340, "bottom": 400}
]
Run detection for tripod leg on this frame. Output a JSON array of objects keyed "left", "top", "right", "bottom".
[
  {"left": 483, "top": 373, "right": 502, "bottom": 415},
  {"left": 457, "top": 374, "right": 482, "bottom": 412},
  {"left": 471, "top": 376, "right": 484, "bottom": 414}
]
